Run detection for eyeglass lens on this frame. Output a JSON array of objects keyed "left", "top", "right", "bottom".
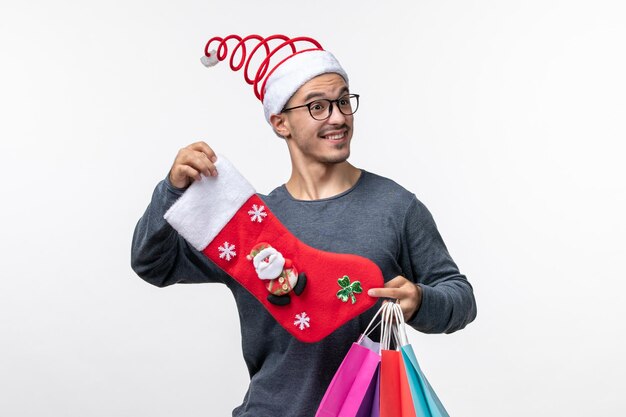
[{"left": 309, "top": 95, "right": 359, "bottom": 120}]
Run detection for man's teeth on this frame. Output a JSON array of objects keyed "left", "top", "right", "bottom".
[{"left": 325, "top": 133, "right": 345, "bottom": 140}]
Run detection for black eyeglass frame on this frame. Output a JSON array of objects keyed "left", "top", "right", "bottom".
[{"left": 281, "top": 94, "right": 360, "bottom": 121}]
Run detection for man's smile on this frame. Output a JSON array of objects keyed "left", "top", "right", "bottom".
[{"left": 320, "top": 126, "right": 350, "bottom": 141}]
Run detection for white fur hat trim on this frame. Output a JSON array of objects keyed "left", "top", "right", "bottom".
[{"left": 262, "top": 50, "right": 348, "bottom": 123}]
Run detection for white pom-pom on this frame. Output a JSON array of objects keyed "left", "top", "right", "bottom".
[{"left": 200, "top": 50, "right": 219, "bottom": 67}]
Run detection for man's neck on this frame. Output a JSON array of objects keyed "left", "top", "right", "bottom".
[{"left": 285, "top": 161, "right": 361, "bottom": 201}]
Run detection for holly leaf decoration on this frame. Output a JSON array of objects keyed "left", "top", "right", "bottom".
[{"left": 336, "top": 275, "right": 363, "bottom": 304}]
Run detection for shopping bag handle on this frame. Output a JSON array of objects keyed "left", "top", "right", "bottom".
[
  {"left": 380, "top": 301, "right": 410, "bottom": 350},
  {"left": 358, "top": 302, "right": 386, "bottom": 344},
  {"left": 391, "top": 302, "right": 409, "bottom": 347},
  {"left": 358, "top": 301, "right": 408, "bottom": 351},
  {"left": 359, "top": 301, "right": 396, "bottom": 351},
  {"left": 381, "top": 301, "right": 401, "bottom": 351}
]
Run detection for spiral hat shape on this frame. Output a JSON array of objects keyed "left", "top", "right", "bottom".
[{"left": 201, "top": 34, "right": 349, "bottom": 123}]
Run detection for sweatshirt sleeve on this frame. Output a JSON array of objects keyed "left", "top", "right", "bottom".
[
  {"left": 130, "top": 177, "right": 229, "bottom": 287},
  {"left": 401, "top": 197, "right": 477, "bottom": 333}
]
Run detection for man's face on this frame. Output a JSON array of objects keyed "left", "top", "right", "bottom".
[{"left": 274, "top": 73, "right": 354, "bottom": 166}]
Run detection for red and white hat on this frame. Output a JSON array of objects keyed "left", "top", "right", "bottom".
[{"left": 200, "top": 34, "right": 349, "bottom": 123}]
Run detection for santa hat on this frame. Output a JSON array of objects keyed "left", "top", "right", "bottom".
[{"left": 200, "top": 34, "right": 349, "bottom": 123}]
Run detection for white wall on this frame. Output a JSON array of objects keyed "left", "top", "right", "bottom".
[{"left": 1, "top": 1, "right": 624, "bottom": 415}]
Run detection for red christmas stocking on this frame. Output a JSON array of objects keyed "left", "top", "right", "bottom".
[{"left": 164, "top": 156, "right": 384, "bottom": 343}]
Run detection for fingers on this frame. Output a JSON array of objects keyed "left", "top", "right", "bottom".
[
  {"left": 367, "top": 287, "right": 404, "bottom": 299},
  {"left": 169, "top": 141, "right": 218, "bottom": 189},
  {"left": 189, "top": 141, "right": 217, "bottom": 163},
  {"left": 368, "top": 275, "right": 422, "bottom": 321},
  {"left": 367, "top": 276, "right": 411, "bottom": 298}
]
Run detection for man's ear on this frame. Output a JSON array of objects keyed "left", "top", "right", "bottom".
[{"left": 269, "top": 113, "right": 291, "bottom": 139}]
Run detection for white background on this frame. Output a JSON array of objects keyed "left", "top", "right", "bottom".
[{"left": 1, "top": 1, "right": 625, "bottom": 416}]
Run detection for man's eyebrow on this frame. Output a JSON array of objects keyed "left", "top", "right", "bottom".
[{"left": 303, "top": 86, "right": 350, "bottom": 102}]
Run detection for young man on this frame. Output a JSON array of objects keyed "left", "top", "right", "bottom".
[{"left": 132, "top": 35, "right": 476, "bottom": 417}]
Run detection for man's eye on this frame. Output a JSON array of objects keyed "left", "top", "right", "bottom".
[
  {"left": 338, "top": 99, "right": 349, "bottom": 106},
  {"left": 310, "top": 102, "right": 325, "bottom": 111}
]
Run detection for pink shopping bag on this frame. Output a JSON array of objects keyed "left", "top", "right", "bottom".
[
  {"left": 355, "top": 362, "right": 380, "bottom": 417},
  {"left": 316, "top": 335, "right": 381, "bottom": 417}
]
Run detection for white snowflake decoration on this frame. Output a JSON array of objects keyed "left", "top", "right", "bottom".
[
  {"left": 248, "top": 204, "right": 268, "bottom": 223},
  {"left": 218, "top": 242, "right": 236, "bottom": 261},
  {"left": 294, "top": 312, "right": 311, "bottom": 331}
]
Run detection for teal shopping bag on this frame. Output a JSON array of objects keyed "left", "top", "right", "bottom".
[
  {"left": 387, "top": 303, "right": 450, "bottom": 417},
  {"left": 401, "top": 345, "right": 449, "bottom": 417}
]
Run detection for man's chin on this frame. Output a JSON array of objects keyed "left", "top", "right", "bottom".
[{"left": 320, "top": 150, "right": 350, "bottom": 165}]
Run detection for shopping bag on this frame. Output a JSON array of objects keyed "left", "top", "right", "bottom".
[
  {"left": 315, "top": 341, "right": 380, "bottom": 417},
  {"left": 354, "top": 362, "right": 380, "bottom": 417},
  {"left": 316, "top": 307, "right": 384, "bottom": 417},
  {"left": 380, "top": 349, "right": 418, "bottom": 417},
  {"left": 379, "top": 303, "right": 417, "bottom": 417},
  {"left": 401, "top": 346, "right": 449, "bottom": 417},
  {"left": 390, "top": 303, "right": 450, "bottom": 417}
]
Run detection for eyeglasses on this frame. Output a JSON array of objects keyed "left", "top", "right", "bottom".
[{"left": 282, "top": 94, "right": 360, "bottom": 121}]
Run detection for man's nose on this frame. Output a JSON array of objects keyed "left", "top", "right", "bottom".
[{"left": 327, "top": 103, "right": 347, "bottom": 124}]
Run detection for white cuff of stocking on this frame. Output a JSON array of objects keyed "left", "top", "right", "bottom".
[{"left": 164, "top": 155, "right": 255, "bottom": 251}]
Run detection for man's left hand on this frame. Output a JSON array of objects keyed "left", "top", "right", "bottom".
[{"left": 368, "top": 276, "right": 422, "bottom": 321}]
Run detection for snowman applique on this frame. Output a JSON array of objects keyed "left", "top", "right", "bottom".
[{"left": 246, "top": 242, "right": 307, "bottom": 306}]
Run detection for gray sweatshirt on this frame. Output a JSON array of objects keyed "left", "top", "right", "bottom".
[{"left": 131, "top": 169, "right": 477, "bottom": 417}]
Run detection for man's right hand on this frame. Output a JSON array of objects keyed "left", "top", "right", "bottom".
[{"left": 168, "top": 141, "right": 218, "bottom": 189}]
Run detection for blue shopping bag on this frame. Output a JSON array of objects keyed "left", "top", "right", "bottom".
[
  {"left": 387, "top": 303, "right": 450, "bottom": 417},
  {"left": 401, "top": 345, "right": 449, "bottom": 417}
]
